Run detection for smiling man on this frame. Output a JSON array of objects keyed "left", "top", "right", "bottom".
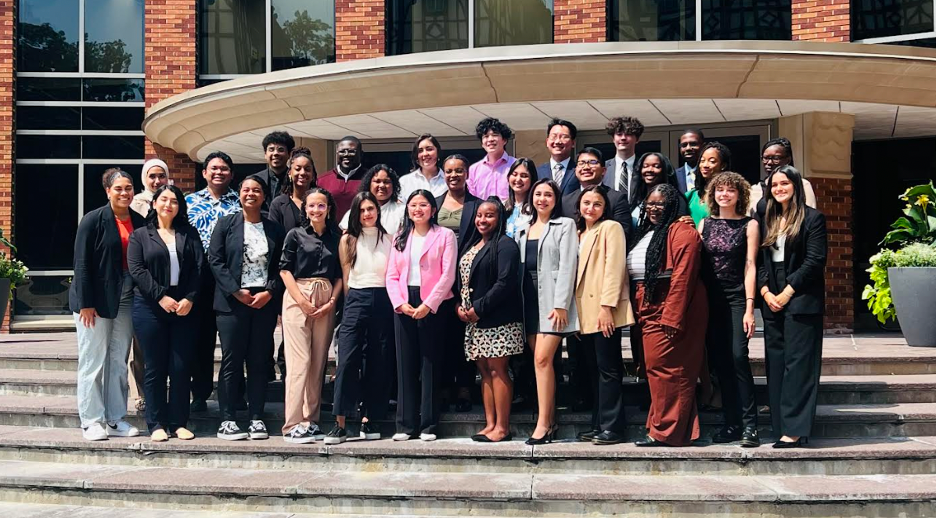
[
  {"left": 537, "top": 118, "right": 580, "bottom": 196},
  {"left": 561, "top": 147, "right": 631, "bottom": 239},
  {"left": 467, "top": 117, "right": 516, "bottom": 201},
  {"left": 675, "top": 129, "right": 704, "bottom": 194},
  {"left": 317, "top": 136, "right": 366, "bottom": 216},
  {"left": 254, "top": 131, "right": 295, "bottom": 214}
]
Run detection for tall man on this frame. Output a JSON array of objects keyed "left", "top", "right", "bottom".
[
  {"left": 602, "top": 116, "right": 644, "bottom": 207},
  {"left": 318, "top": 136, "right": 366, "bottom": 216},
  {"left": 254, "top": 131, "right": 295, "bottom": 213},
  {"left": 537, "top": 118, "right": 580, "bottom": 196},
  {"left": 675, "top": 129, "right": 705, "bottom": 194},
  {"left": 467, "top": 117, "right": 516, "bottom": 201}
]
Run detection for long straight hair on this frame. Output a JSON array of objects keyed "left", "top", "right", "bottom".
[
  {"left": 761, "top": 165, "right": 807, "bottom": 249},
  {"left": 394, "top": 189, "right": 438, "bottom": 252},
  {"left": 526, "top": 178, "right": 562, "bottom": 225},
  {"left": 145, "top": 184, "right": 190, "bottom": 229},
  {"left": 505, "top": 157, "right": 536, "bottom": 213},
  {"left": 345, "top": 191, "right": 387, "bottom": 268}
]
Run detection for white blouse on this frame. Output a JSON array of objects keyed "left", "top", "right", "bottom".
[{"left": 627, "top": 231, "right": 655, "bottom": 281}]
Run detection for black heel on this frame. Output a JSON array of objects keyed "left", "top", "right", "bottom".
[
  {"left": 525, "top": 426, "right": 555, "bottom": 445},
  {"left": 772, "top": 436, "right": 808, "bottom": 449}
]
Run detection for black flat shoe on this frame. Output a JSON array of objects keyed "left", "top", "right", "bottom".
[
  {"left": 592, "top": 431, "right": 626, "bottom": 445},
  {"left": 475, "top": 433, "right": 512, "bottom": 443},
  {"left": 577, "top": 429, "right": 600, "bottom": 442},
  {"left": 635, "top": 435, "right": 668, "bottom": 447},
  {"left": 772, "top": 437, "right": 807, "bottom": 449},
  {"left": 712, "top": 425, "right": 743, "bottom": 444},
  {"left": 740, "top": 427, "right": 760, "bottom": 448}
]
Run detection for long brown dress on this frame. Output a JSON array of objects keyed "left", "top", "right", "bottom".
[{"left": 632, "top": 221, "right": 708, "bottom": 446}]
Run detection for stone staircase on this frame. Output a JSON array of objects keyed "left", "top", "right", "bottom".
[{"left": 0, "top": 331, "right": 934, "bottom": 516}]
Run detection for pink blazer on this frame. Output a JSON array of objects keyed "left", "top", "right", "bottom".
[{"left": 385, "top": 225, "right": 457, "bottom": 314}]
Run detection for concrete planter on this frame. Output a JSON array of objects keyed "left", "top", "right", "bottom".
[
  {"left": 0, "top": 278, "right": 8, "bottom": 326},
  {"left": 889, "top": 267, "right": 936, "bottom": 347}
]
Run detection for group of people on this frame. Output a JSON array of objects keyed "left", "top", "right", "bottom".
[{"left": 70, "top": 115, "right": 828, "bottom": 450}]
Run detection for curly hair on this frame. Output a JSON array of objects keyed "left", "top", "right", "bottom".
[
  {"left": 605, "top": 116, "right": 645, "bottom": 139},
  {"left": 261, "top": 131, "right": 295, "bottom": 153},
  {"left": 359, "top": 164, "right": 401, "bottom": 203},
  {"left": 704, "top": 171, "right": 751, "bottom": 216},
  {"left": 475, "top": 117, "right": 513, "bottom": 142},
  {"left": 630, "top": 183, "right": 683, "bottom": 304},
  {"left": 280, "top": 147, "right": 318, "bottom": 195}
]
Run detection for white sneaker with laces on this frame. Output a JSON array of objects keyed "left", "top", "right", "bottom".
[
  {"left": 248, "top": 420, "right": 269, "bottom": 440},
  {"left": 392, "top": 432, "right": 411, "bottom": 441},
  {"left": 82, "top": 423, "right": 108, "bottom": 441},
  {"left": 106, "top": 420, "right": 140, "bottom": 437}
]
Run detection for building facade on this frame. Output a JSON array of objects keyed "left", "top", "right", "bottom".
[{"left": 5, "top": 0, "right": 936, "bottom": 331}]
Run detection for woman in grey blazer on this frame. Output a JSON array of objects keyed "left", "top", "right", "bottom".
[{"left": 516, "top": 178, "right": 579, "bottom": 445}]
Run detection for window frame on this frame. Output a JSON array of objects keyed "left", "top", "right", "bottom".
[
  {"left": 851, "top": 0, "right": 936, "bottom": 44},
  {"left": 607, "top": 0, "right": 795, "bottom": 42}
]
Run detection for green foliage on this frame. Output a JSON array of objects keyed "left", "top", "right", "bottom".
[
  {"left": 862, "top": 244, "right": 936, "bottom": 324},
  {"left": 880, "top": 181, "right": 936, "bottom": 247},
  {"left": 893, "top": 243, "right": 936, "bottom": 267},
  {"left": 0, "top": 228, "right": 27, "bottom": 300}
]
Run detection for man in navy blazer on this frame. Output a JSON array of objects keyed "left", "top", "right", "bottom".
[
  {"left": 537, "top": 118, "right": 580, "bottom": 196},
  {"left": 674, "top": 129, "right": 705, "bottom": 194}
]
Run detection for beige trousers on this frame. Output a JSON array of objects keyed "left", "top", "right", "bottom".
[
  {"left": 128, "top": 335, "right": 145, "bottom": 405},
  {"left": 281, "top": 278, "right": 335, "bottom": 434}
]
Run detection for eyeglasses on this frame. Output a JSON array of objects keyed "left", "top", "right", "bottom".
[
  {"left": 307, "top": 203, "right": 328, "bottom": 211},
  {"left": 576, "top": 159, "right": 600, "bottom": 167},
  {"left": 548, "top": 135, "right": 572, "bottom": 143},
  {"left": 761, "top": 155, "right": 786, "bottom": 164},
  {"left": 645, "top": 201, "right": 665, "bottom": 208}
]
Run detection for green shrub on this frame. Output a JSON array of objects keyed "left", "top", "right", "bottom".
[{"left": 862, "top": 244, "right": 936, "bottom": 323}]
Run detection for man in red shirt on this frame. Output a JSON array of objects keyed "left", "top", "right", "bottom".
[{"left": 317, "top": 136, "right": 366, "bottom": 217}]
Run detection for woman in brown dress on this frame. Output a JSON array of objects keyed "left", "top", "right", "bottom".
[{"left": 628, "top": 183, "right": 708, "bottom": 447}]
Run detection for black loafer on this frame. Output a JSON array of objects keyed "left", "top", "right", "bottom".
[
  {"left": 712, "top": 425, "right": 743, "bottom": 444},
  {"left": 577, "top": 429, "right": 600, "bottom": 442},
  {"left": 772, "top": 437, "right": 807, "bottom": 449},
  {"left": 635, "top": 435, "right": 668, "bottom": 447},
  {"left": 740, "top": 427, "right": 760, "bottom": 448},
  {"left": 592, "top": 431, "right": 626, "bottom": 445}
]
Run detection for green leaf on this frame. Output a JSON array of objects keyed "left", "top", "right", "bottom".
[
  {"left": 902, "top": 182, "right": 936, "bottom": 200},
  {"left": 891, "top": 217, "right": 915, "bottom": 230}
]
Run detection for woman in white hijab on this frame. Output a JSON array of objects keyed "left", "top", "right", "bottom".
[{"left": 130, "top": 159, "right": 170, "bottom": 217}]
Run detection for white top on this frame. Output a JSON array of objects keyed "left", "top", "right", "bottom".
[
  {"left": 614, "top": 154, "right": 636, "bottom": 191},
  {"left": 339, "top": 199, "right": 406, "bottom": 235},
  {"left": 167, "top": 242, "right": 180, "bottom": 287},
  {"left": 627, "top": 231, "right": 655, "bottom": 281},
  {"left": 400, "top": 169, "right": 448, "bottom": 200},
  {"left": 348, "top": 227, "right": 391, "bottom": 289},
  {"left": 241, "top": 221, "right": 269, "bottom": 288},
  {"left": 771, "top": 234, "right": 786, "bottom": 262},
  {"left": 408, "top": 232, "right": 426, "bottom": 286}
]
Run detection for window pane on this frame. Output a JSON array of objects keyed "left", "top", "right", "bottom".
[
  {"left": 609, "top": 0, "right": 695, "bottom": 41},
  {"left": 82, "top": 135, "right": 144, "bottom": 159},
  {"left": 83, "top": 79, "right": 145, "bottom": 102},
  {"left": 271, "top": 0, "right": 336, "bottom": 70},
  {"left": 17, "top": 78, "right": 82, "bottom": 102},
  {"left": 15, "top": 165, "right": 79, "bottom": 269},
  {"left": 889, "top": 37, "right": 936, "bottom": 47},
  {"left": 475, "top": 0, "right": 554, "bottom": 47},
  {"left": 14, "top": 276, "right": 73, "bottom": 316},
  {"left": 853, "top": 0, "right": 935, "bottom": 40},
  {"left": 18, "top": 0, "right": 80, "bottom": 72},
  {"left": 200, "top": 0, "right": 267, "bottom": 74},
  {"left": 386, "top": 0, "right": 469, "bottom": 55},
  {"left": 83, "top": 107, "right": 144, "bottom": 131},
  {"left": 17, "top": 106, "right": 81, "bottom": 130},
  {"left": 702, "top": 0, "right": 791, "bottom": 40},
  {"left": 16, "top": 135, "right": 81, "bottom": 159},
  {"left": 85, "top": 0, "right": 145, "bottom": 73}
]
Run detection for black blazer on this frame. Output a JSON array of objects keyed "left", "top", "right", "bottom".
[
  {"left": 68, "top": 204, "right": 146, "bottom": 318},
  {"left": 127, "top": 223, "right": 204, "bottom": 304},
  {"left": 435, "top": 190, "right": 482, "bottom": 249},
  {"left": 268, "top": 194, "right": 304, "bottom": 231},
  {"left": 756, "top": 206, "right": 828, "bottom": 317},
  {"left": 208, "top": 213, "right": 287, "bottom": 312},
  {"left": 561, "top": 186, "right": 632, "bottom": 239},
  {"left": 460, "top": 235, "right": 523, "bottom": 329}
]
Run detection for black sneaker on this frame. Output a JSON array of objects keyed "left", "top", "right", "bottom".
[
  {"left": 359, "top": 422, "right": 381, "bottom": 441},
  {"left": 283, "top": 424, "right": 316, "bottom": 444},
  {"left": 740, "top": 426, "right": 760, "bottom": 448},
  {"left": 217, "top": 420, "right": 248, "bottom": 441},
  {"left": 324, "top": 425, "right": 348, "bottom": 445},
  {"left": 577, "top": 429, "right": 600, "bottom": 442},
  {"left": 248, "top": 420, "right": 269, "bottom": 440},
  {"left": 712, "top": 425, "right": 743, "bottom": 444},
  {"left": 308, "top": 423, "right": 324, "bottom": 440}
]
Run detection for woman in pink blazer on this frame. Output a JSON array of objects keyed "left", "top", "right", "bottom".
[{"left": 386, "top": 189, "right": 457, "bottom": 441}]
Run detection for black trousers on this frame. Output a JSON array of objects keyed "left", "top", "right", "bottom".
[
  {"left": 132, "top": 290, "right": 197, "bottom": 432},
  {"left": 190, "top": 274, "right": 217, "bottom": 403},
  {"left": 439, "top": 297, "right": 474, "bottom": 396},
  {"left": 332, "top": 288, "right": 393, "bottom": 420},
  {"left": 579, "top": 329, "right": 626, "bottom": 433},
  {"left": 763, "top": 262, "right": 823, "bottom": 438},
  {"left": 707, "top": 285, "right": 758, "bottom": 429},
  {"left": 216, "top": 291, "right": 278, "bottom": 421},
  {"left": 394, "top": 287, "right": 442, "bottom": 436}
]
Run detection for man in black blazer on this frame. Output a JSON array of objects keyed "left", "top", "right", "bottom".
[
  {"left": 254, "top": 131, "right": 295, "bottom": 215},
  {"left": 536, "top": 118, "right": 580, "bottom": 196},
  {"left": 561, "top": 147, "right": 632, "bottom": 239},
  {"left": 602, "top": 116, "right": 643, "bottom": 207},
  {"left": 674, "top": 129, "right": 704, "bottom": 195}
]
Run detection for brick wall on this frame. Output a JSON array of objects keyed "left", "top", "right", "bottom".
[
  {"left": 336, "top": 0, "right": 384, "bottom": 62},
  {"left": 0, "top": 1, "right": 13, "bottom": 331},
  {"left": 554, "top": 0, "right": 606, "bottom": 43},
  {"left": 811, "top": 177, "right": 854, "bottom": 332},
  {"left": 144, "top": 0, "right": 198, "bottom": 191},
  {"left": 792, "top": 0, "right": 849, "bottom": 42}
]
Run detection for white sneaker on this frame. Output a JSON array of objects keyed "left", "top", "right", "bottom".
[
  {"left": 82, "top": 423, "right": 108, "bottom": 441},
  {"left": 419, "top": 433, "right": 437, "bottom": 442},
  {"left": 106, "top": 420, "right": 140, "bottom": 437},
  {"left": 392, "top": 432, "right": 411, "bottom": 441}
]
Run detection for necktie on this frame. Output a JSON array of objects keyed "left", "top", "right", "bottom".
[
  {"left": 617, "top": 161, "right": 628, "bottom": 193},
  {"left": 686, "top": 167, "right": 696, "bottom": 192},
  {"left": 553, "top": 163, "right": 564, "bottom": 186}
]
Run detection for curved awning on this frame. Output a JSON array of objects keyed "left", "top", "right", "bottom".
[{"left": 143, "top": 40, "right": 936, "bottom": 163}]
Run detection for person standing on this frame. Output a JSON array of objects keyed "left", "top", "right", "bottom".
[
  {"left": 255, "top": 131, "right": 296, "bottom": 214},
  {"left": 687, "top": 142, "right": 732, "bottom": 226},
  {"left": 757, "top": 165, "right": 827, "bottom": 449},
  {"left": 536, "top": 119, "right": 580, "bottom": 196},
  {"left": 186, "top": 152, "right": 242, "bottom": 412},
  {"left": 467, "top": 118, "right": 516, "bottom": 201},
  {"left": 70, "top": 168, "right": 145, "bottom": 441},
  {"left": 603, "top": 116, "right": 644, "bottom": 206},
  {"left": 127, "top": 185, "right": 203, "bottom": 442},
  {"left": 630, "top": 152, "right": 688, "bottom": 229},
  {"left": 699, "top": 172, "right": 761, "bottom": 448},
  {"left": 505, "top": 158, "right": 535, "bottom": 239},
  {"left": 400, "top": 134, "right": 448, "bottom": 199},
  {"left": 561, "top": 148, "right": 632, "bottom": 238},
  {"left": 339, "top": 165, "right": 406, "bottom": 234},
  {"left": 385, "top": 190, "right": 457, "bottom": 441},
  {"left": 210, "top": 176, "right": 286, "bottom": 441},
  {"left": 318, "top": 136, "right": 367, "bottom": 216},
  {"left": 674, "top": 129, "right": 705, "bottom": 195},
  {"left": 516, "top": 179, "right": 578, "bottom": 444},
  {"left": 751, "top": 138, "right": 818, "bottom": 215}
]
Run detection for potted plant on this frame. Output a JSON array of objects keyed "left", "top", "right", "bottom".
[
  {"left": 0, "top": 228, "right": 28, "bottom": 324},
  {"left": 863, "top": 181, "right": 936, "bottom": 346}
]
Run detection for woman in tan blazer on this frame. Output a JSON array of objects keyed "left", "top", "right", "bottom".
[{"left": 574, "top": 185, "right": 635, "bottom": 446}]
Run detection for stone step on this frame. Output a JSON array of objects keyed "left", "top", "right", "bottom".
[{"left": 0, "top": 457, "right": 933, "bottom": 516}]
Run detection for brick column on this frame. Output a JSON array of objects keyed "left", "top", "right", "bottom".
[
  {"left": 792, "top": 0, "right": 849, "bottom": 42},
  {"left": 144, "top": 0, "right": 198, "bottom": 192},
  {"left": 336, "top": 0, "right": 385, "bottom": 62},
  {"left": 554, "top": 0, "right": 606, "bottom": 43},
  {"left": 0, "top": 1, "right": 14, "bottom": 331}
]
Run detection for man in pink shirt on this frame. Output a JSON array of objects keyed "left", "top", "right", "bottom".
[{"left": 467, "top": 117, "right": 516, "bottom": 201}]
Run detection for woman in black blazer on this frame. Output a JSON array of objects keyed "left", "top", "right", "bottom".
[
  {"left": 127, "top": 185, "right": 203, "bottom": 441},
  {"left": 757, "top": 165, "right": 828, "bottom": 449},
  {"left": 457, "top": 197, "right": 524, "bottom": 443},
  {"left": 209, "top": 175, "right": 286, "bottom": 441},
  {"left": 69, "top": 169, "right": 146, "bottom": 441}
]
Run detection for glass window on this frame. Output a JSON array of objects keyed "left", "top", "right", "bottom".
[
  {"left": 14, "top": 165, "right": 79, "bottom": 269},
  {"left": 17, "top": 78, "right": 82, "bottom": 102},
  {"left": 82, "top": 135, "right": 144, "bottom": 159},
  {"left": 701, "top": 0, "right": 791, "bottom": 40},
  {"left": 18, "top": 0, "right": 80, "bottom": 72},
  {"left": 13, "top": 276, "right": 73, "bottom": 316},
  {"left": 271, "top": 0, "right": 336, "bottom": 70},
  {"left": 475, "top": 0, "right": 554, "bottom": 47},
  {"left": 853, "top": 0, "right": 935, "bottom": 40},
  {"left": 83, "top": 79, "right": 145, "bottom": 102},
  {"left": 17, "top": 106, "right": 82, "bottom": 130},
  {"left": 82, "top": 107, "right": 144, "bottom": 131},
  {"left": 386, "top": 0, "right": 470, "bottom": 55},
  {"left": 889, "top": 37, "right": 936, "bottom": 47},
  {"left": 608, "top": 0, "right": 695, "bottom": 42},
  {"left": 16, "top": 135, "right": 81, "bottom": 159},
  {"left": 84, "top": 0, "right": 145, "bottom": 73},
  {"left": 199, "top": 0, "right": 267, "bottom": 74}
]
